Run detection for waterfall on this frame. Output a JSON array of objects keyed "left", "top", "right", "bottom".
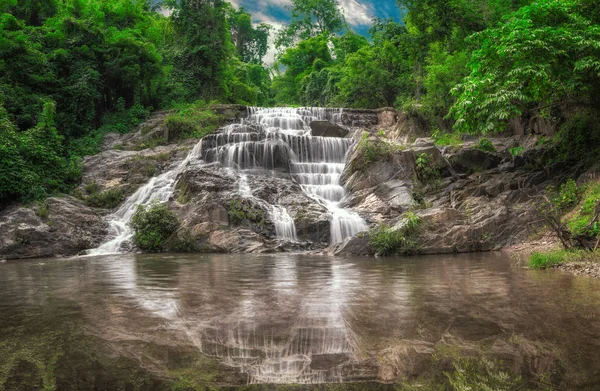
[
  {"left": 201, "top": 107, "right": 368, "bottom": 245},
  {"left": 88, "top": 141, "right": 204, "bottom": 255},
  {"left": 91, "top": 106, "right": 367, "bottom": 254}
]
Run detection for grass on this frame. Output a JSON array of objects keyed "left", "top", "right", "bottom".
[
  {"left": 529, "top": 249, "right": 599, "bottom": 269},
  {"left": 474, "top": 137, "right": 497, "bottom": 153},
  {"left": 74, "top": 182, "right": 127, "bottom": 209}
]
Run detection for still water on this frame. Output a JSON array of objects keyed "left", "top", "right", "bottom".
[{"left": 1, "top": 252, "right": 600, "bottom": 390}]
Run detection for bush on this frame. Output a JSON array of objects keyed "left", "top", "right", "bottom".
[
  {"left": 509, "top": 145, "right": 525, "bottom": 156},
  {"left": 164, "top": 102, "right": 224, "bottom": 141},
  {"left": 85, "top": 187, "right": 126, "bottom": 209},
  {"left": 474, "top": 137, "right": 496, "bottom": 153},
  {"left": 552, "top": 179, "right": 581, "bottom": 211},
  {"left": 369, "top": 212, "right": 421, "bottom": 256},
  {"left": 131, "top": 201, "right": 180, "bottom": 252}
]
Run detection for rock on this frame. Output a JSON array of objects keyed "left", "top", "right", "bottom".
[
  {"left": 447, "top": 148, "right": 503, "bottom": 174},
  {"left": 340, "top": 109, "right": 379, "bottom": 127},
  {"left": 0, "top": 197, "right": 108, "bottom": 260},
  {"left": 309, "top": 120, "right": 349, "bottom": 138},
  {"left": 332, "top": 234, "right": 373, "bottom": 256}
]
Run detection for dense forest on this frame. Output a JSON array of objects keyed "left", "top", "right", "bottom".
[{"left": 1, "top": 0, "right": 600, "bottom": 205}]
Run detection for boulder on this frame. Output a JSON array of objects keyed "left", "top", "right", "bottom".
[
  {"left": 447, "top": 148, "right": 503, "bottom": 174},
  {"left": 310, "top": 120, "right": 349, "bottom": 138},
  {"left": 0, "top": 197, "right": 108, "bottom": 260},
  {"left": 332, "top": 234, "right": 373, "bottom": 256}
]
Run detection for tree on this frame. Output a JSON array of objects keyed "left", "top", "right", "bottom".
[
  {"left": 275, "top": 0, "right": 344, "bottom": 48},
  {"left": 450, "top": 0, "right": 600, "bottom": 134},
  {"left": 227, "top": 6, "right": 271, "bottom": 64}
]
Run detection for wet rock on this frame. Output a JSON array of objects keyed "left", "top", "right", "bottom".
[
  {"left": 309, "top": 120, "right": 349, "bottom": 138},
  {"left": 340, "top": 109, "right": 379, "bottom": 127},
  {"left": 332, "top": 234, "right": 373, "bottom": 256},
  {"left": 0, "top": 197, "right": 108, "bottom": 260}
]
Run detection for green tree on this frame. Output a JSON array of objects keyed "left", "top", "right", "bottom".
[
  {"left": 227, "top": 6, "right": 271, "bottom": 64},
  {"left": 450, "top": 0, "right": 600, "bottom": 134},
  {"left": 275, "top": 0, "right": 344, "bottom": 48}
]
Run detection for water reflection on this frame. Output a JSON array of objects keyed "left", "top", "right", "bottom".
[{"left": 1, "top": 253, "right": 600, "bottom": 387}]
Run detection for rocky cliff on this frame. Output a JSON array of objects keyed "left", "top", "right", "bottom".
[{"left": 0, "top": 106, "right": 577, "bottom": 260}]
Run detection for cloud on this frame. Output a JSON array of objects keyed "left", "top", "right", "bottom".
[{"left": 337, "top": 0, "right": 375, "bottom": 26}]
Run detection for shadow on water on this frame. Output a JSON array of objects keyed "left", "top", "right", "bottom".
[{"left": 1, "top": 252, "right": 600, "bottom": 390}]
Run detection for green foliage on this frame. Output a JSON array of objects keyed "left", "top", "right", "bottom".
[
  {"left": 474, "top": 138, "right": 496, "bottom": 153},
  {"left": 552, "top": 179, "right": 581, "bottom": 211},
  {"left": 350, "top": 132, "right": 402, "bottom": 173},
  {"left": 84, "top": 187, "right": 126, "bottom": 209},
  {"left": 35, "top": 200, "right": 49, "bottom": 219},
  {"left": 445, "top": 357, "right": 523, "bottom": 390},
  {"left": 369, "top": 211, "right": 421, "bottom": 256},
  {"left": 553, "top": 110, "right": 600, "bottom": 164},
  {"left": 432, "top": 130, "right": 462, "bottom": 147},
  {"left": 415, "top": 153, "right": 441, "bottom": 182},
  {"left": 275, "top": 0, "right": 344, "bottom": 48},
  {"left": 228, "top": 199, "right": 265, "bottom": 227},
  {"left": 450, "top": 0, "right": 600, "bottom": 134},
  {"left": 566, "top": 183, "right": 600, "bottom": 238},
  {"left": 509, "top": 146, "right": 525, "bottom": 156},
  {"left": 130, "top": 200, "right": 180, "bottom": 252},
  {"left": 529, "top": 249, "right": 596, "bottom": 269},
  {"left": 164, "top": 103, "right": 224, "bottom": 140}
]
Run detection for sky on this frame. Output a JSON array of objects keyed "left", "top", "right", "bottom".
[{"left": 227, "top": 0, "right": 404, "bottom": 64}]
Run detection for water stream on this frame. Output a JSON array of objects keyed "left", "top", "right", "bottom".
[{"left": 91, "top": 107, "right": 367, "bottom": 254}]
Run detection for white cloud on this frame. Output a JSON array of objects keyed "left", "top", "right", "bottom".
[{"left": 337, "top": 0, "right": 374, "bottom": 26}]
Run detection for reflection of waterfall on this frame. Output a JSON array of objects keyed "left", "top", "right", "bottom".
[{"left": 202, "top": 107, "right": 368, "bottom": 244}]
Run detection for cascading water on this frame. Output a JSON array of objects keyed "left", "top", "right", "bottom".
[
  {"left": 88, "top": 141, "right": 204, "bottom": 255},
  {"left": 200, "top": 107, "right": 368, "bottom": 245},
  {"left": 91, "top": 106, "right": 367, "bottom": 254}
]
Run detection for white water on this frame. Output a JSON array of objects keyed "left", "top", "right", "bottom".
[
  {"left": 202, "top": 107, "right": 368, "bottom": 244},
  {"left": 88, "top": 142, "right": 204, "bottom": 255},
  {"left": 92, "top": 106, "right": 367, "bottom": 254}
]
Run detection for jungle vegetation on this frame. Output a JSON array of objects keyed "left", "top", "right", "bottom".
[{"left": 1, "top": 0, "right": 599, "bottom": 205}]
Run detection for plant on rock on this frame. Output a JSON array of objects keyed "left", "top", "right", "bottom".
[
  {"left": 369, "top": 212, "right": 422, "bottom": 256},
  {"left": 131, "top": 200, "right": 195, "bottom": 252}
]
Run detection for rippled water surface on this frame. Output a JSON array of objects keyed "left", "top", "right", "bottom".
[{"left": 2, "top": 253, "right": 600, "bottom": 389}]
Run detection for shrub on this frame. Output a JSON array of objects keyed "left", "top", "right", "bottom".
[
  {"left": 164, "top": 101, "right": 224, "bottom": 141},
  {"left": 474, "top": 137, "right": 496, "bottom": 153},
  {"left": 369, "top": 212, "right": 421, "bottom": 256},
  {"left": 35, "top": 201, "right": 49, "bottom": 219},
  {"left": 446, "top": 357, "right": 522, "bottom": 390},
  {"left": 552, "top": 179, "right": 581, "bottom": 211},
  {"left": 85, "top": 187, "right": 126, "bottom": 209},
  {"left": 509, "top": 145, "right": 525, "bottom": 156},
  {"left": 130, "top": 201, "right": 180, "bottom": 252}
]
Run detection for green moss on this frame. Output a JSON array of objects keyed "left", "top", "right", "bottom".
[
  {"left": 369, "top": 211, "right": 421, "bottom": 256},
  {"left": 228, "top": 199, "right": 265, "bottom": 227}
]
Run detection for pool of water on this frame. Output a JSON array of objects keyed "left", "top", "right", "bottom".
[{"left": 1, "top": 252, "right": 600, "bottom": 390}]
